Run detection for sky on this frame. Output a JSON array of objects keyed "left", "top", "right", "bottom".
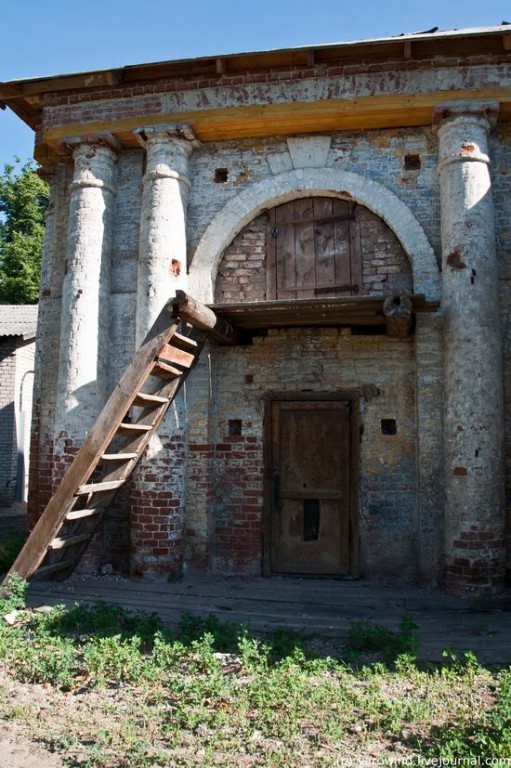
[{"left": 0, "top": 0, "right": 509, "bottom": 169}]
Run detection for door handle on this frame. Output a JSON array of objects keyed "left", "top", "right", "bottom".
[{"left": 272, "top": 474, "right": 281, "bottom": 510}]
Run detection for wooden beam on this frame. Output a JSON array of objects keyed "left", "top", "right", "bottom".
[
  {"left": 171, "top": 291, "right": 240, "bottom": 345},
  {"left": 39, "top": 86, "right": 511, "bottom": 152},
  {"left": 209, "top": 294, "right": 438, "bottom": 331},
  {"left": 22, "top": 71, "right": 116, "bottom": 95},
  {"left": 383, "top": 293, "right": 413, "bottom": 338}
]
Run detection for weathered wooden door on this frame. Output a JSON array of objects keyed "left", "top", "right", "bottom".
[
  {"left": 266, "top": 197, "right": 362, "bottom": 300},
  {"left": 270, "top": 400, "right": 353, "bottom": 575}
]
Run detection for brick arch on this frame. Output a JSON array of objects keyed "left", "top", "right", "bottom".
[{"left": 188, "top": 168, "right": 439, "bottom": 302}]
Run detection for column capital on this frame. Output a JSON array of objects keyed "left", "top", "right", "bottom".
[
  {"left": 135, "top": 123, "right": 200, "bottom": 153},
  {"left": 136, "top": 124, "right": 198, "bottom": 189},
  {"left": 60, "top": 133, "right": 121, "bottom": 156},
  {"left": 62, "top": 135, "right": 120, "bottom": 195},
  {"left": 433, "top": 100, "right": 499, "bottom": 130},
  {"left": 435, "top": 102, "right": 499, "bottom": 172}
]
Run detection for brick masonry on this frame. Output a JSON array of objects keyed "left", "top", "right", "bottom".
[
  {"left": 185, "top": 329, "right": 418, "bottom": 581},
  {"left": 25, "top": 41, "right": 511, "bottom": 593}
]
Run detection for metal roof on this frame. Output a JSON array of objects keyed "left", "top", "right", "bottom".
[{"left": 0, "top": 304, "right": 38, "bottom": 340}]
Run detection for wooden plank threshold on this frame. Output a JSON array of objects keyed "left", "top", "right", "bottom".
[{"left": 210, "top": 294, "right": 439, "bottom": 331}]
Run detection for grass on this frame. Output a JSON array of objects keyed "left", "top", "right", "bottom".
[{"left": 0, "top": 579, "right": 510, "bottom": 767}]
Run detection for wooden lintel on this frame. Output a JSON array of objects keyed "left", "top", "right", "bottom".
[
  {"left": 36, "top": 85, "right": 511, "bottom": 154},
  {"left": 209, "top": 294, "right": 438, "bottom": 333}
]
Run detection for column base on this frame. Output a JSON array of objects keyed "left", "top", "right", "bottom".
[{"left": 445, "top": 537, "right": 506, "bottom": 596}]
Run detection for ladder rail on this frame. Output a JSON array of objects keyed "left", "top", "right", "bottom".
[
  {"left": 47, "top": 344, "right": 208, "bottom": 581},
  {"left": 2, "top": 304, "right": 203, "bottom": 585}
]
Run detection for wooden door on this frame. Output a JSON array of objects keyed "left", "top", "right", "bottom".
[
  {"left": 266, "top": 197, "right": 362, "bottom": 300},
  {"left": 270, "top": 400, "right": 353, "bottom": 575}
]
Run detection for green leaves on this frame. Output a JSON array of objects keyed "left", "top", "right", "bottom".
[{"left": 0, "top": 158, "right": 49, "bottom": 304}]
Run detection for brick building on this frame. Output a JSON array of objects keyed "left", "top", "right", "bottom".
[
  {"left": 0, "top": 306, "right": 37, "bottom": 505},
  {"left": 1, "top": 24, "right": 510, "bottom": 594}
]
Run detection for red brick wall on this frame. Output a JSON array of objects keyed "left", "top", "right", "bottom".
[
  {"left": 210, "top": 432, "right": 264, "bottom": 575},
  {"left": 130, "top": 432, "right": 186, "bottom": 580}
]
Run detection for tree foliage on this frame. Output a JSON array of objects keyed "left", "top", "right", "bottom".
[{"left": 0, "top": 159, "right": 49, "bottom": 304}]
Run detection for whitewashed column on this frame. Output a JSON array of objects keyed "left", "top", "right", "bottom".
[
  {"left": 135, "top": 124, "right": 197, "bottom": 342},
  {"left": 130, "top": 124, "right": 197, "bottom": 580},
  {"left": 28, "top": 162, "right": 70, "bottom": 524},
  {"left": 55, "top": 137, "right": 119, "bottom": 442},
  {"left": 436, "top": 102, "right": 506, "bottom": 595}
]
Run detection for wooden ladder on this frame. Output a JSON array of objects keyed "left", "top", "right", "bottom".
[{"left": 2, "top": 293, "right": 236, "bottom": 585}]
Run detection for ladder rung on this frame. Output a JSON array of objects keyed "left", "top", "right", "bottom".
[
  {"left": 66, "top": 507, "right": 103, "bottom": 521},
  {"left": 50, "top": 533, "right": 91, "bottom": 550},
  {"left": 133, "top": 392, "right": 168, "bottom": 407},
  {"left": 117, "top": 422, "right": 153, "bottom": 433},
  {"left": 77, "top": 480, "right": 125, "bottom": 495},
  {"left": 173, "top": 331, "right": 198, "bottom": 350},
  {"left": 158, "top": 344, "right": 195, "bottom": 368},
  {"left": 36, "top": 560, "right": 74, "bottom": 577},
  {"left": 152, "top": 361, "right": 183, "bottom": 379},
  {"left": 101, "top": 452, "right": 138, "bottom": 461}
]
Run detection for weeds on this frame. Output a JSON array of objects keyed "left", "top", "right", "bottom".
[
  {"left": 347, "top": 615, "right": 418, "bottom": 662},
  {"left": 419, "top": 668, "right": 511, "bottom": 759},
  {"left": 0, "top": 571, "right": 28, "bottom": 613},
  {"left": 0, "top": 586, "right": 508, "bottom": 767}
]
